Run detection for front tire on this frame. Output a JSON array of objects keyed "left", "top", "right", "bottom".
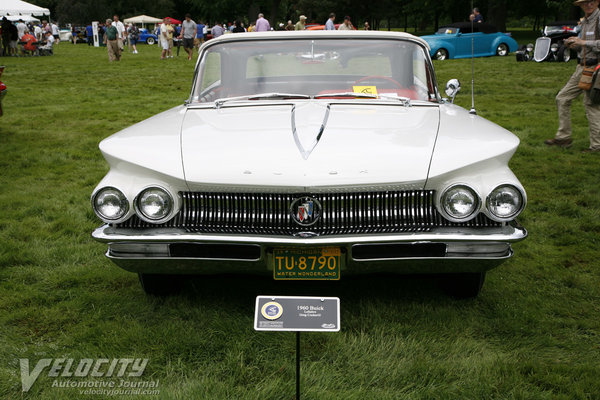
[
  {"left": 146, "top": 37, "right": 156, "bottom": 45},
  {"left": 434, "top": 48, "right": 449, "bottom": 60},
  {"left": 441, "top": 272, "right": 486, "bottom": 299},
  {"left": 138, "top": 273, "right": 183, "bottom": 296},
  {"left": 557, "top": 45, "right": 571, "bottom": 62},
  {"left": 496, "top": 43, "right": 509, "bottom": 56}
]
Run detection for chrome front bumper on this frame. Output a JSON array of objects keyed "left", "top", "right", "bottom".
[{"left": 92, "top": 222, "right": 527, "bottom": 275}]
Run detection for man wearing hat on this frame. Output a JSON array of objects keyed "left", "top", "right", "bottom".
[
  {"left": 338, "top": 16, "right": 353, "bottom": 30},
  {"left": 295, "top": 15, "right": 307, "bottom": 30},
  {"left": 545, "top": 0, "right": 600, "bottom": 152}
]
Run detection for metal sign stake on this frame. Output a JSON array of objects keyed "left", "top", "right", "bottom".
[{"left": 296, "top": 331, "right": 301, "bottom": 400}]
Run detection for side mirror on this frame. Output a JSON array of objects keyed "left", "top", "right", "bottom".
[{"left": 445, "top": 79, "right": 461, "bottom": 103}]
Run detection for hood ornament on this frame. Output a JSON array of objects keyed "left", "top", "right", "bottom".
[{"left": 291, "top": 103, "right": 331, "bottom": 160}]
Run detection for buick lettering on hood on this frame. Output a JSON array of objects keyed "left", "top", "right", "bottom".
[{"left": 91, "top": 31, "right": 527, "bottom": 297}]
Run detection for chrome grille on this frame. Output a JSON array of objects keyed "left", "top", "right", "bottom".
[
  {"left": 117, "top": 190, "right": 502, "bottom": 234},
  {"left": 534, "top": 37, "right": 551, "bottom": 62}
]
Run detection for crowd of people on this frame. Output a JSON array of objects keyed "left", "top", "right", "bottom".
[
  {"left": 0, "top": 11, "right": 373, "bottom": 60},
  {"left": 1, "top": 17, "right": 58, "bottom": 56}
]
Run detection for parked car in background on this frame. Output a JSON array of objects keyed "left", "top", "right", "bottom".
[
  {"left": 516, "top": 21, "right": 579, "bottom": 62},
  {"left": 138, "top": 28, "right": 158, "bottom": 45},
  {"left": 0, "top": 66, "right": 6, "bottom": 117},
  {"left": 421, "top": 22, "right": 519, "bottom": 60},
  {"left": 59, "top": 27, "right": 86, "bottom": 43},
  {"left": 91, "top": 31, "right": 527, "bottom": 298}
]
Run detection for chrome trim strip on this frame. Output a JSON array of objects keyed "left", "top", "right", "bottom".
[{"left": 93, "top": 223, "right": 527, "bottom": 245}]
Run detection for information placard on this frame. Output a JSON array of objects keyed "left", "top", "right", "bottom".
[{"left": 254, "top": 296, "right": 340, "bottom": 332}]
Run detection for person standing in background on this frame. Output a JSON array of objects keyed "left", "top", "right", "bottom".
[
  {"left": 545, "top": 0, "right": 600, "bottom": 153},
  {"left": 338, "top": 16, "right": 353, "bottom": 30},
  {"left": 112, "top": 15, "right": 125, "bottom": 51},
  {"left": 180, "top": 14, "right": 197, "bottom": 60},
  {"left": 104, "top": 19, "right": 120, "bottom": 61},
  {"left": 255, "top": 13, "right": 270, "bottom": 32},
  {"left": 325, "top": 13, "right": 336, "bottom": 30},
  {"left": 127, "top": 24, "right": 139, "bottom": 54},
  {"left": 195, "top": 20, "right": 205, "bottom": 49},
  {"left": 160, "top": 18, "right": 174, "bottom": 59},
  {"left": 211, "top": 22, "right": 224, "bottom": 38},
  {"left": 295, "top": 15, "right": 307, "bottom": 30},
  {"left": 51, "top": 21, "right": 59, "bottom": 43},
  {"left": 469, "top": 8, "right": 483, "bottom": 23}
]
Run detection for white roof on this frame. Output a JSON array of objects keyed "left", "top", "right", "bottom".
[
  {"left": 123, "top": 15, "right": 163, "bottom": 24},
  {"left": 0, "top": 0, "right": 50, "bottom": 17},
  {"left": 204, "top": 30, "right": 430, "bottom": 50}
]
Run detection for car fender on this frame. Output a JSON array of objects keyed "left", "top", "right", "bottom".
[
  {"left": 428, "top": 41, "right": 455, "bottom": 59},
  {"left": 491, "top": 35, "right": 518, "bottom": 53}
]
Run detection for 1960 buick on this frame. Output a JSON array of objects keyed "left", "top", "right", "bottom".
[{"left": 91, "top": 31, "right": 527, "bottom": 297}]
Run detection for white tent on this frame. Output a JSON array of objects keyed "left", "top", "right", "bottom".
[
  {"left": 123, "top": 15, "right": 163, "bottom": 27},
  {"left": 0, "top": 0, "right": 50, "bottom": 17},
  {"left": 4, "top": 15, "right": 41, "bottom": 23}
]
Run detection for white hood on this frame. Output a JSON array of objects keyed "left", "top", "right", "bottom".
[{"left": 181, "top": 102, "right": 440, "bottom": 190}]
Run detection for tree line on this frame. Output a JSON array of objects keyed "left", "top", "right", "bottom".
[{"left": 35, "top": 0, "right": 584, "bottom": 32}]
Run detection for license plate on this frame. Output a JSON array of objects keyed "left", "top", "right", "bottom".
[{"left": 273, "top": 247, "right": 341, "bottom": 280}]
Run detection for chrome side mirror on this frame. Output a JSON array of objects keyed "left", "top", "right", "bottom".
[{"left": 445, "top": 79, "right": 461, "bottom": 103}]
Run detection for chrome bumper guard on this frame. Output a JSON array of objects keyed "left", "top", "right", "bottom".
[{"left": 92, "top": 223, "right": 527, "bottom": 275}]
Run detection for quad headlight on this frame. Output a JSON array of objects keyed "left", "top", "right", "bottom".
[
  {"left": 486, "top": 185, "right": 524, "bottom": 221},
  {"left": 135, "top": 187, "right": 173, "bottom": 222},
  {"left": 440, "top": 185, "right": 480, "bottom": 221},
  {"left": 93, "top": 187, "right": 129, "bottom": 222}
]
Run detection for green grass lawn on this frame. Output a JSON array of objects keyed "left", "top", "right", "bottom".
[{"left": 1, "top": 42, "right": 599, "bottom": 399}]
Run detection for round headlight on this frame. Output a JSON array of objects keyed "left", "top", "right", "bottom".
[
  {"left": 551, "top": 43, "right": 559, "bottom": 52},
  {"left": 526, "top": 43, "right": 534, "bottom": 52},
  {"left": 487, "top": 185, "right": 524, "bottom": 220},
  {"left": 93, "top": 187, "right": 129, "bottom": 221},
  {"left": 136, "top": 187, "right": 173, "bottom": 222},
  {"left": 441, "top": 185, "right": 479, "bottom": 221}
]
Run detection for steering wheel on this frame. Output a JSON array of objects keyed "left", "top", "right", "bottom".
[{"left": 353, "top": 75, "right": 404, "bottom": 89}]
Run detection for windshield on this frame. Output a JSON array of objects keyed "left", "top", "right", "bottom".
[
  {"left": 191, "top": 38, "right": 437, "bottom": 104},
  {"left": 437, "top": 27, "right": 458, "bottom": 34}
]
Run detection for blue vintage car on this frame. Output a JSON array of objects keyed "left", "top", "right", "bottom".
[
  {"left": 421, "top": 22, "right": 518, "bottom": 60},
  {"left": 138, "top": 28, "right": 158, "bottom": 45}
]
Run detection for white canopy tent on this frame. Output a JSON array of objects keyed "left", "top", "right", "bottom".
[
  {"left": 4, "top": 15, "right": 41, "bottom": 23},
  {"left": 0, "top": 0, "right": 50, "bottom": 17},
  {"left": 123, "top": 15, "right": 162, "bottom": 28}
]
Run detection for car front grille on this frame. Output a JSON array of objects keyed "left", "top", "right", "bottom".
[{"left": 117, "top": 190, "right": 502, "bottom": 235}]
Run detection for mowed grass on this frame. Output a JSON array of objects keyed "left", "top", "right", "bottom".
[{"left": 0, "top": 40, "right": 599, "bottom": 399}]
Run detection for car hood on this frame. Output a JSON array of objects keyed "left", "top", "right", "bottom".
[{"left": 180, "top": 102, "right": 440, "bottom": 190}]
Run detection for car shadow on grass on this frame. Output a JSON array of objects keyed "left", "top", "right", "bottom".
[{"left": 175, "top": 273, "right": 458, "bottom": 303}]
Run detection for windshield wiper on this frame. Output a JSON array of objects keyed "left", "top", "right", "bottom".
[
  {"left": 313, "top": 92, "right": 379, "bottom": 99},
  {"left": 214, "top": 93, "right": 311, "bottom": 108},
  {"left": 314, "top": 92, "right": 411, "bottom": 106}
]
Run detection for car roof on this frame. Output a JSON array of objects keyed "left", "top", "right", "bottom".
[
  {"left": 439, "top": 22, "right": 498, "bottom": 34},
  {"left": 204, "top": 30, "right": 430, "bottom": 50}
]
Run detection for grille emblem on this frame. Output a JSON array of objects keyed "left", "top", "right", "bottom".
[{"left": 290, "top": 197, "right": 321, "bottom": 226}]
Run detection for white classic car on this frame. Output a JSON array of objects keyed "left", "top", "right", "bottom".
[{"left": 91, "top": 31, "right": 527, "bottom": 297}]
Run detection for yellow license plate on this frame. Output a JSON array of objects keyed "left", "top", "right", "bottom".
[{"left": 273, "top": 247, "right": 341, "bottom": 280}]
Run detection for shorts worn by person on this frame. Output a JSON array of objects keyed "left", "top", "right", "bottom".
[
  {"left": 160, "top": 19, "right": 174, "bottom": 59},
  {"left": 181, "top": 14, "right": 197, "bottom": 60},
  {"left": 545, "top": 0, "right": 600, "bottom": 153}
]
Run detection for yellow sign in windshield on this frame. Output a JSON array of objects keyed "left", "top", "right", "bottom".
[{"left": 352, "top": 86, "right": 378, "bottom": 95}]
